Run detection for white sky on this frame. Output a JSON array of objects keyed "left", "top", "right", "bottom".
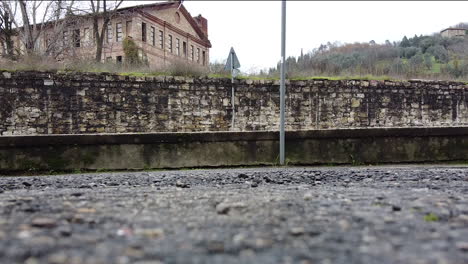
[{"left": 124, "top": 1, "right": 468, "bottom": 73}]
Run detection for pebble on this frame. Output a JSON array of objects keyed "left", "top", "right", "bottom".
[
  {"left": 135, "top": 228, "right": 164, "bottom": 238},
  {"left": 290, "top": 227, "right": 305, "bottom": 236},
  {"left": 455, "top": 242, "right": 468, "bottom": 251},
  {"left": 31, "top": 217, "right": 57, "bottom": 228},
  {"left": 175, "top": 180, "right": 190, "bottom": 188},
  {"left": 77, "top": 208, "right": 96, "bottom": 214},
  {"left": 216, "top": 202, "right": 246, "bottom": 214},
  {"left": 55, "top": 225, "right": 72, "bottom": 237},
  {"left": 303, "top": 192, "right": 313, "bottom": 201},
  {"left": 238, "top": 173, "right": 249, "bottom": 179}
]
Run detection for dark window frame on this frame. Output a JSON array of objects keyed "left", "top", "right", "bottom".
[{"left": 142, "top": 22, "right": 147, "bottom": 42}]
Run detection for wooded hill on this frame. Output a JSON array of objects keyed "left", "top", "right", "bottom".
[{"left": 268, "top": 23, "right": 468, "bottom": 81}]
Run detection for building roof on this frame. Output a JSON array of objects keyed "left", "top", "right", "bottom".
[
  {"left": 441, "top": 27, "right": 468, "bottom": 33},
  {"left": 116, "top": 1, "right": 209, "bottom": 43}
]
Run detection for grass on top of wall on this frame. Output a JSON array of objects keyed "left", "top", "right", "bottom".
[{"left": 1, "top": 56, "right": 468, "bottom": 84}]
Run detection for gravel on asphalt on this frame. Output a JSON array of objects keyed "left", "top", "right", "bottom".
[{"left": 1, "top": 166, "right": 468, "bottom": 264}]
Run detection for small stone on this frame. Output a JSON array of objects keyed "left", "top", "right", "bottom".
[
  {"left": 254, "top": 238, "right": 273, "bottom": 248},
  {"left": 133, "top": 261, "right": 163, "bottom": 264},
  {"left": 31, "top": 217, "right": 57, "bottom": 228},
  {"left": 303, "top": 192, "right": 313, "bottom": 201},
  {"left": 233, "top": 233, "right": 246, "bottom": 245},
  {"left": 22, "top": 182, "right": 32, "bottom": 187},
  {"left": 24, "top": 257, "right": 39, "bottom": 264},
  {"left": 456, "top": 242, "right": 468, "bottom": 251},
  {"left": 135, "top": 228, "right": 164, "bottom": 238},
  {"left": 55, "top": 226, "right": 72, "bottom": 237},
  {"left": 116, "top": 227, "right": 133, "bottom": 237},
  {"left": 48, "top": 252, "right": 68, "bottom": 264},
  {"left": 68, "top": 214, "right": 85, "bottom": 224},
  {"left": 17, "top": 230, "right": 32, "bottom": 239},
  {"left": 290, "top": 227, "right": 305, "bottom": 236},
  {"left": 251, "top": 182, "right": 258, "bottom": 188},
  {"left": 70, "top": 192, "right": 83, "bottom": 197},
  {"left": 206, "top": 241, "right": 224, "bottom": 253},
  {"left": 76, "top": 208, "right": 96, "bottom": 214},
  {"left": 216, "top": 202, "right": 246, "bottom": 215},
  {"left": 238, "top": 173, "right": 249, "bottom": 179},
  {"left": 175, "top": 180, "right": 190, "bottom": 188}
]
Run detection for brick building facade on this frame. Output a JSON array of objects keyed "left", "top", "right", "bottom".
[{"left": 1, "top": 1, "right": 211, "bottom": 68}]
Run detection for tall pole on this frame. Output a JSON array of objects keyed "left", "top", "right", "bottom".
[
  {"left": 231, "top": 52, "right": 235, "bottom": 130},
  {"left": 280, "top": 0, "right": 286, "bottom": 165}
]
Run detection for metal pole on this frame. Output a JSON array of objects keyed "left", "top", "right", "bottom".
[
  {"left": 280, "top": 0, "right": 286, "bottom": 165},
  {"left": 231, "top": 53, "right": 235, "bottom": 130}
]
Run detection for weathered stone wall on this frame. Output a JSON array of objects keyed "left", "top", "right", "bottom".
[{"left": 1, "top": 71, "right": 467, "bottom": 135}]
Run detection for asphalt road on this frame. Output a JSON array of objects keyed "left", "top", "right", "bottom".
[{"left": 1, "top": 166, "right": 468, "bottom": 264}]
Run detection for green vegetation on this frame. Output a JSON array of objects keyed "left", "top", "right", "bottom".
[
  {"left": 267, "top": 23, "right": 468, "bottom": 81},
  {"left": 2, "top": 22, "right": 468, "bottom": 82},
  {"left": 424, "top": 213, "right": 440, "bottom": 222},
  {"left": 122, "top": 37, "right": 141, "bottom": 66}
]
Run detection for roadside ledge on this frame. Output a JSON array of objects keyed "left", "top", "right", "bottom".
[{"left": 1, "top": 127, "right": 468, "bottom": 172}]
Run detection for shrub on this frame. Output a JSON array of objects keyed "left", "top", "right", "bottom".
[{"left": 123, "top": 37, "right": 140, "bottom": 66}]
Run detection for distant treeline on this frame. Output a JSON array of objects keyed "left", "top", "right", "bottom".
[{"left": 267, "top": 23, "right": 468, "bottom": 80}]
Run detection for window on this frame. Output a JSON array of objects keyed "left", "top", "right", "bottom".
[
  {"left": 73, "top": 29, "right": 81, "bottom": 47},
  {"left": 183, "top": 42, "right": 187, "bottom": 57},
  {"left": 168, "top": 34, "right": 173, "bottom": 53},
  {"left": 116, "top": 22, "right": 123, "bottom": 42},
  {"left": 176, "top": 38, "right": 180, "bottom": 56},
  {"left": 150, "top": 26, "right": 155, "bottom": 46},
  {"left": 197, "top": 48, "right": 200, "bottom": 63},
  {"left": 159, "top": 30, "right": 163, "bottom": 49},
  {"left": 116, "top": 56, "right": 122, "bottom": 63},
  {"left": 63, "top": 31, "right": 69, "bottom": 45},
  {"left": 175, "top": 12, "right": 180, "bottom": 23},
  {"left": 202, "top": 50, "right": 206, "bottom": 66},
  {"left": 83, "top": 28, "right": 90, "bottom": 45},
  {"left": 142, "top": 22, "right": 146, "bottom": 42},
  {"left": 107, "top": 24, "right": 113, "bottom": 43},
  {"left": 190, "top": 45, "right": 194, "bottom": 61},
  {"left": 45, "top": 34, "right": 50, "bottom": 49},
  {"left": 126, "top": 21, "right": 132, "bottom": 37}
]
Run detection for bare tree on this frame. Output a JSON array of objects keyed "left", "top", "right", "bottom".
[
  {"left": 87, "top": 0, "right": 123, "bottom": 62},
  {"left": 0, "top": 0, "right": 17, "bottom": 58},
  {"left": 2, "top": 0, "right": 76, "bottom": 56}
]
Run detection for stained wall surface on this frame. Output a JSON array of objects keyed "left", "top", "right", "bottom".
[{"left": 1, "top": 71, "right": 467, "bottom": 135}]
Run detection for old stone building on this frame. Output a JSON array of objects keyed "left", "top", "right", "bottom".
[
  {"left": 440, "top": 28, "right": 467, "bottom": 38},
  {"left": 2, "top": 1, "right": 211, "bottom": 68}
]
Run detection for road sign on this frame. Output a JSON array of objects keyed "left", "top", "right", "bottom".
[
  {"left": 224, "top": 47, "right": 241, "bottom": 71},
  {"left": 225, "top": 47, "right": 240, "bottom": 131}
]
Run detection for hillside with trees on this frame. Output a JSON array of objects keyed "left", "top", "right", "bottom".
[{"left": 268, "top": 23, "right": 468, "bottom": 81}]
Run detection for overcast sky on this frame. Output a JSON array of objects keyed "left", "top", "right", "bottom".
[{"left": 124, "top": 1, "right": 468, "bottom": 73}]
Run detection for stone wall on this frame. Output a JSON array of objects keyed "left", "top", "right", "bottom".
[{"left": 0, "top": 71, "right": 467, "bottom": 135}]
